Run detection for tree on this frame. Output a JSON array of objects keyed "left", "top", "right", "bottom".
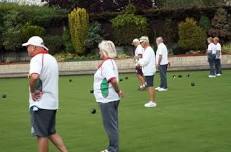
[
  {"left": 68, "top": 7, "right": 89, "bottom": 54},
  {"left": 209, "top": 8, "right": 231, "bottom": 41},
  {"left": 178, "top": 18, "right": 207, "bottom": 52},
  {"left": 111, "top": 4, "right": 148, "bottom": 46},
  {"left": 2, "top": 10, "right": 24, "bottom": 51},
  {"left": 199, "top": 15, "right": 211, "bottom": 31}
]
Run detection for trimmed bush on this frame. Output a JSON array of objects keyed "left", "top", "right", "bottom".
[
  {"left": 209, "top": 8, "right": 231, "bottom": 41},
  {"left": 44, "top": 35, "right": 64, "bottom": 55},
  {"left": 20, "top": 23, "right": 46, "bottom": 43},
  {"left": 0, "top": 3, "right": 65, "bottom": 54},
  {"left": 62, "top": 27, "right": 74, "bottom": 53},
  {"left": 68, "top": 8, "right": 89, "bottom": 55},
  {"left": 178, "top": 18, "right": 207, "bottom": 53},
  {"left": 84, "top": 22, "right": 103, "bottom": 53},
  {"left": 199, "top": 15, "right": 211, "bottom": 31},
  {"left": 111, "top": 4, "right": 148, "bottom": 46}
]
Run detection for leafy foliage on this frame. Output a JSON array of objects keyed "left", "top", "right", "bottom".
[
  {"left": 178, "top": 18, "right": 207, "bottom": 52},
  {"left": 209, "top": 8, "right": 231, "bottom": 41},
  {"left": 20, "top": 23, "right": 46, "bottom": 42},
  {"left": 62, "top": 27, "right": 74, "bottom": 53},
  {"left": 158, "top": 0, "right": 224, "bottom": 8},
  {"left": 44, "top": 35, "right": 64, "bottom": 55},
  {"left": 199, "top": 15, "right": 211, "bottom": 31},
  {"left": 111, "top": 4, "right": 148, "bottom": 45},
  {"left": 68, "top": 8, "right": 89, "bottom": 54},
  {"left": 0, "top": 3, "right": 65, "bottom": 53},
  {"left": 84, "top": 22, "right": 103, "bottom": 52}
]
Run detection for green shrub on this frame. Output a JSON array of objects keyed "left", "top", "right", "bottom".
[
  {"left": 68, "top": 8, "right": 89, "bottom": 55},
  {"left": 44, "top": 35, "right": 64, "bottom": 55},
  {"left": 20, "top": 23, "right": 45, "bottom": 43},
  {"left": 222, "top": 43, "right": 231, "bottom": 53},
  {"left": 209, "top": 8, "right": 231, "bottom": 41},
  {"left": 111, "top": 5, "right": 148, "bottom": 46},
  {"left": 84, "top": 22, "right": 103, "bottom": 52},
  {"left": 2, "top": 10, "right": 23, "bottom": 51},
  {"left": 199, "top": 15, "right": 211, "bottom": 31},
  {"left": 62, "top": 27, "right": 74, "bottom": 53},
  {"left": 178, "top": 18, "right": 207, "bottom": 53},
  {"left": 159, "top": 0, "right": 223, "bottom": 8}
]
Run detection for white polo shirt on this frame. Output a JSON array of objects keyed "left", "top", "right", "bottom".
[
  {"left": 208, "top": 43, "right": 216, "bottom": 54},
  {"left": 138, "top": 46, "right": 156, "bottom": 76},
  {"left": 135, "top": 44, "right": 144, "bottom": 57},
  {"left": 215, "top": 43, "right": 222, "bottom": 59},
  {"left": 156, "top": 43, "right": 168, "bottom": 65},
  {"left": 29, "top": 53, "right": 59, "bottom": 110},
  {"left": 94, "top": 59, "right": 120, "bottom": 103}
]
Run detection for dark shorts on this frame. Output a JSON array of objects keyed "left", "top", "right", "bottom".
[
  {"left": 135, "top": 66, "right": 143, "bottom": 76},
  {"left": 145, "top": 75, "right": 154, "bottom": 87},
  {"left": 30, "top": 106, "right": 56, "bottom": 137}
]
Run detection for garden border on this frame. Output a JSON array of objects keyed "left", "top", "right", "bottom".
[{"left": 0, "top": 55, "right": 231, "bottom": 78}]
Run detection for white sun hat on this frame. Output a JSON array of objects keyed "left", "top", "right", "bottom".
[{"left": 22, "top": 36, "right": 49, "bottom": 50}]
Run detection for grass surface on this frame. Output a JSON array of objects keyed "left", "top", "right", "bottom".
[{"left": 0, "top": 70, "right": 231, "bottom": 152}]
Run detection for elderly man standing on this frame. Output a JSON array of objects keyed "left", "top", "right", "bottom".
[
  {"left": 22, "top": 36, "right": 68, "bottom": 152},
  {"left": 137, "top": 36, "right": 157, "bottom": 108},
  {"left": 132, "top": 38, "right": 146, "bottom": 90},
  {"left": 155, "top": 37, "right": 169, "bottom": 92}
]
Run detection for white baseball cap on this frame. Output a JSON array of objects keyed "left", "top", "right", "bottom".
[{"left": 22, "top": 36, "right": 49, "bottom": 50}]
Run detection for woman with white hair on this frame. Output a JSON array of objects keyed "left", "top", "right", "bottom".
[
  {"left": 132, "top": 38, "right": 146, "bottom": 90},
  {"left": 93, "top": 40, "right": 123, "bottom": 152}
]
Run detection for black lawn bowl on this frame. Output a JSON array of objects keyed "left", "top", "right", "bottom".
[
  {"left": 187, "top": 74, "right": 190, "bottom": 77},
  {"left": 119, "top": 78, "right": 123, "bottom": 82},
  {"left": 2, "top": 94, "right": 7, "bottom": 98},
  {"left": 191, "top": 82, "right": 195, "bottom": 86},
  {"left": 91, "top": 108, "right": 96, "bottom": 114},
  {"left": 178, "top": 75, "right": 182, "bottom": 78},
  {"left": 90, "top": 90, "right": 94, "bottom": 94},
  {"left": 125, "top": 77, "right": 128, "bottom": 80},
  {"left": 69, "top": 79, "right": 72, "bottom": 83}
]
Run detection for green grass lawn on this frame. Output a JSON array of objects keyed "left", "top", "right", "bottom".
[{"left": 0, "top": 70, "right": 231, "bottom": 152}]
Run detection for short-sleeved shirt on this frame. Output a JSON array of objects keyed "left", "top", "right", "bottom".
[
  {"left": 215, "top": 43, "right": 222, "bottom": 59},
  {"left": 29, "top": 53, "right": 59, "bottom": 110},
  {"left": 135, "top": 45, "right": 144, "bottom": 58},
  {"left": 156, "top": 43, "right": 168, "bottom": 65},
  {"left": 207, "top": 43, "right": 216, "bottom": 54},
  {"left": 94, "top": 59, "right": 120, "bottom": 103},
  {"left": 138, "top": 46, "right": 156, "bottom": 76}
]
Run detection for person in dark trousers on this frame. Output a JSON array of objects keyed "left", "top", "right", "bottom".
[
  {"left": 23, "top": 36, "right": 68, "bottom": 152},
  {"left": 214, "top": 37, "right": 222, "bottom": 76},
  {"left": 93, "top": 40, "right": 123, "bottom": 152},
  {"left": 207, "top": 37, "right": 217, "bottom": 78},
  {"left": 132, "top": 38, "right": 146, "bottom": 90},
  {"left": 155, "top": 37, "right": 169, "bottom": 92}
]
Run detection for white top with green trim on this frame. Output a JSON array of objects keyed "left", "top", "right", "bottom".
[{"left": 93, "top": 59, "right": 120, "bottom": 103}]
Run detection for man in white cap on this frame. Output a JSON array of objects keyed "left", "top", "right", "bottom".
[
  {"left": 132, "top": 38, "right": 146, "bottom": 90},
  {"left": 155, "top": 37, "right": 169, "bottom": 92},
  {"left": 137, "top": 36, "right": 157, "bottom": 108},
  {"left": 22, "top": 36, "right": 68, "bottom": 152}
]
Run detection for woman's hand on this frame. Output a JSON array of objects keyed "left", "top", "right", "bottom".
[{"left": 31, "top": 90, "right": 43, "bottom": 101}]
